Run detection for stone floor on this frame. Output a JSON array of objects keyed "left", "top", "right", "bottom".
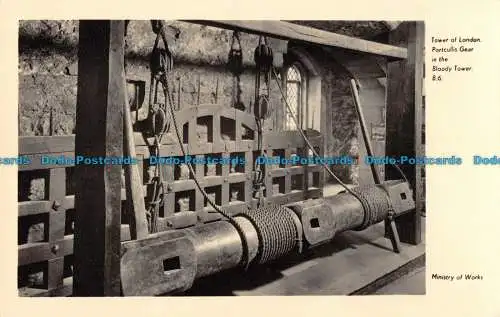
[
  {"left": 323, "top": 182, "right": 426, "bottom": 296},
  {"left": 185, "top": 214, "right": 426, "bottom": 296},
  {"left": 374, "top": 266, "right": 425, "bottom": 295}
]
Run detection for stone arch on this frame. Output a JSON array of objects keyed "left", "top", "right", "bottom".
[{"left": 286, "top": 46, "right": 322, "bottom": 77}]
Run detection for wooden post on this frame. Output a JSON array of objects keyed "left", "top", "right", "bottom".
[
  {"left": 73, "top": 20, "right": 125, "bottom": 296},
  {"left": 385, "top": 21, "right": 425, "bottom": 245}
]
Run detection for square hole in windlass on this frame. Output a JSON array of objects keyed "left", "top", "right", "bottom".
[{"left": 163, "top": 256, "right": 181, "bottom": 273}]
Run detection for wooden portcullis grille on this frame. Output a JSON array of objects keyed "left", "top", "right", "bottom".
[{"left": 17, "top": 104, "right": 324, "bottom": 296}]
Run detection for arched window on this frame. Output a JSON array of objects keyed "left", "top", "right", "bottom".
[{"left": 284, "top": 64, "right": 304, "bottom": 130}]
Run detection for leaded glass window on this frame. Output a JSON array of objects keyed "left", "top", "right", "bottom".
[{"left": 284, "top": 65, "right": 302, "bottom": 130}]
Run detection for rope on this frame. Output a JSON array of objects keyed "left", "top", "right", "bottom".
[
  {"left": 145, "top": 27, "right": 171, "bottom": 233},
  {"left": 351, "top": 185, "right": 392, "bottom": 230},
  {"left": 142, "top": 22, "right": 409, "bottom": 262},
  {"left": 161, "top": 78, "right": 251, "bottom": 269},
  {"left": 228, "top": 31, "right": 245, "bottom": 110},
  {"left": 252, "top": 36, "right": 273, "bottom": 207},
  {"left": 253, "top": 113, "right": 266, "bottom": 206},
  {"left": 237, "top": 205, "right": 298, "bottom": 264},
  {"left": 146, "top": 21, "right": 254, "bottom": 269},
  {"left": 270, "top": 67, "right": 414, "bottom": 229},
  {"left": 390, "top": 163, "right": 410, "bottom": 185}
]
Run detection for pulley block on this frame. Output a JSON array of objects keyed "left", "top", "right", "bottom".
[
  {"left": 227, "top": 32, "right": 244, "bottom": 76},
  {"left": 254, "top": 37, "right": 273, "bottom": 72},
  {"left": 151, "top": 20, "right": 163, "bottom": 35},
  {"left": 149, "top": 103, "right": 169, "bottom": 136},
  {"left": 150, "top": 47, "right": 172, "bottom": 76},
  {"left": 254, "top": 93, "right": 269, "bottom": 119}
]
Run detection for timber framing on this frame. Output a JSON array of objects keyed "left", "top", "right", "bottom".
[
  {"left": 385, "top": 21, "right": 424, "bottom": 244},
  {"left": 185, "top": 20, "right": 408, "bottom": 60},
  {"left": 73, "top": 20, "right": 125, "bottom": 296},
  {"left": 18, "top": 19, "right": 422, "bottom": 297}
]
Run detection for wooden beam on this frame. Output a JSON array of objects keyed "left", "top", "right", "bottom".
[
  {"left": 323, "top": 47, "right": 387, "bottom": 79},
  {"left": 73, "top": 20, "right": 125, "bottom": 296},
  {"left": 385, "top": 21, "right": 424, "bottom": 245},
  {"left": 185, "top": 20, "right": 408, "bottom": 60},
  {"left": 383, "top": 21, "right": 402, "bottom": 31},
  {"left": 413, "top": 22, "right": 426, "bottom": 229}
]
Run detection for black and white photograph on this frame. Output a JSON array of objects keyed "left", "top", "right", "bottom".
[{"left": 17, "top": 20, "right": 425, "bottom": 297}]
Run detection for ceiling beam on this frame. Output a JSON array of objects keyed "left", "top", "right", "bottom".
[
  {"left": 185, "top": 20, "right": 407, "bottom": 60},
  {"left": 383, "top": 21, "right": 403, "bottom": 31}
]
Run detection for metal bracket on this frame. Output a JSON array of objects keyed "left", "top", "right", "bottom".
[{"left": 386, "top": 210, "right": 401, "bottom": 253}]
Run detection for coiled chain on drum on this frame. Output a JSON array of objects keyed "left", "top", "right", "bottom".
[
  {"left": 351, "top": 185, "right": 393, "bottom": 231},
  {"left": 238, "top": 205, "right": 298, "bottom": 265}
]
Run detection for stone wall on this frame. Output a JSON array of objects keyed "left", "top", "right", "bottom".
[
  {"left": 18, "top": 20, "right": 288, "bottom": 136},
  {"left": 299, "top": 45, "right": 360, "bottom": 183},
  {"left": 18, "top": 20, "right": 390, "bottom": 184}
]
